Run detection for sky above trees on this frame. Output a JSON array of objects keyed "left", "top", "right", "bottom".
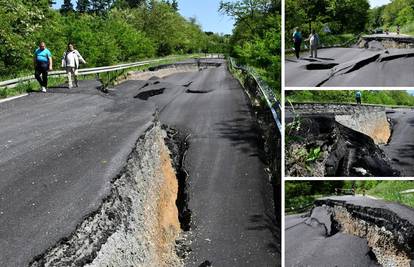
[
  {"left": 54, "top": 0, "right": 236, "bottom": 34},
  {"left": 370, "top": 0, "right": 391, "bottom": 7}
]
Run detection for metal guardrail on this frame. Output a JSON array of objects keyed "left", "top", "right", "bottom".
[
  {"left": 0, "top": 54, "right": 223, "bottom": 89},
  {"left": 228, "top": 57, "right": 282, "bottom": 216},
  {"left": 228, "top": 57, "right": 282, "bottom": 134},
  {"left": 286, "top": 202, "right": 314, "bottom": 214}
]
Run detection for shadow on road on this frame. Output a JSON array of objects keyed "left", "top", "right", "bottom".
[{"left": 247, "top": 213, "right": 280, "bottom": 254}]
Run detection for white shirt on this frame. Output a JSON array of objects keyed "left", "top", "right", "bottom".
[{"left": 62, "top": 50, "right": 85, "bottom": 68}]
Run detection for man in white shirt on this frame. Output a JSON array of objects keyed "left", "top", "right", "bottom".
[
  {"left": 61, "top": 43, "right": 86, "bottom": 88},
  {"left": 306, "top": 30, "right": 320, "bottom": 58}
]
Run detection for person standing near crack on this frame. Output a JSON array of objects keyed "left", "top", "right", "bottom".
[
  {"left": 61, "top": 43, "right": 86, "bottom": 89},
  {"left": 293, "top": 27, "right": 302, "bottom": 60},
  {"left": 356, "top": 90, "right": 362, "bottom": 105},
  {"left": 306, "top": 29, "right": 319, "bottom": 58},
  {"left": 34, "top": 41, "right": 53, "bottom": 92}
]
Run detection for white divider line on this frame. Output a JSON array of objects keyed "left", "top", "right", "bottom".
[{"left": 0, "top": 93, "right": 28, "bottom": 104}]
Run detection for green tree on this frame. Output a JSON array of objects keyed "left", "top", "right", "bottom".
[
  {"left": 77, "top": 0, "right": 90, "bottom": 12},
  {"left": 296, "top": 0, "right": 327, "bottom": 32},
  {"left": 60, "top": 0, "right": 74, "bottom": 14},
  {"left": 90, "top": 0, "right": 113, "bottom": 13},
  {"left": 327, "top": 0, "right": 370, "bottom": 33},
  {"left": 220, "top": 0, "right": 280, "bottom": 90},
  {"left": 171, "top": 0, "right": 178, "bottom": 11}
]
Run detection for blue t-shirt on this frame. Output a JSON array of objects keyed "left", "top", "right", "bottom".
[
  {"left": 293, "top": 32, "right": 302, "bottom": 43},
  {"left": 34, "top": 48, "right": 52, "bottom": 63},
  {"left": 356, "top": 91, "right": 362, "bottom": 98}
]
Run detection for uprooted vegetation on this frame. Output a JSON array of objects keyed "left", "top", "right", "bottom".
[
  {"left": 285, "top": 114, "right": 398, "bottom": 177},
  {"left": 30, "top": 122, "right": 190, "bottom": 267}
]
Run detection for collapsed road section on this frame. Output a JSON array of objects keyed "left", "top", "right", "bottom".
[
  {"left": 0, "top": 59, "right": 279, "bottom": 266},
  {"left": 286, "top": 196, "right": 414, "bottom": 267},
  {"left": 285, "top": 34, "right": 414, "bottom": 87},
  {"left": 30, "top": 122, "right": 182, "bottom": 267},
  {"left": 285, "top": 102, "right": 414, "bottom": 177},
  {"left": 285, "top": 104, "right": 399, "bottom": 177}
]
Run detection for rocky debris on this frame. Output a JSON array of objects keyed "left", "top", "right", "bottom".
[
  {"left": 30, "top": 123, "right": 183, "bottom": 267},
  {"left": 313, "top": 199, "right": 414, "bottom": 266},
  {"left": 286, "top": 116, "right": 399, "bottom": 177},
  {"left": 357, "top": 36, "right": 414, "bottom": 49}
]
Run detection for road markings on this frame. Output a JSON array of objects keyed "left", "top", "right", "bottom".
[{"left": 0, "top": 94, "right": 28, "bottom": 104}]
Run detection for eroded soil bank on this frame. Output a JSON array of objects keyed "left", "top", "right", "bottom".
[
  {"left": 286, "top": 115, "right": 398, "bottom": 177},
  {"left": 312, "top": 199, "right": 414, "bottom": 266},
  {"left": 30, "top": 122, "right": 184, "bottom": 267}
]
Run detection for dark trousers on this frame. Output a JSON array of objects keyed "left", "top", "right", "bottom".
[
  {"left": 35, "top": 62, "right": 49, "bottom": 87},
  {"left": 356, "top": 97, "right": 361, "bottom": 104},
  {"left": 294, "top": 42, "right": 301, "bottom": 59}
]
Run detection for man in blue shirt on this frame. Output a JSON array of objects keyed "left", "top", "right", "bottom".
[
  {"left": 356, "top": 90, "right": 362, "bottom": 105},
  {"left": 34, "top": 42, "right": 53, "bottom": 92},
  {"left": 292, "top": 27, "right": 302, "bottom": 59}
]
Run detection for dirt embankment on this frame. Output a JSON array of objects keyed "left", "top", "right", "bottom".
[
  {"left": 30, "top": 122, "right": 184, "bottom": 267},
  {"left": 335, "top": 111, "right": 391, "bottom": 145},
  {"left": 286, "top": 116, "right": 398, "bottom": 177},
  {"left": 312, "top": 199, "right": 414, "bottom": 266}
]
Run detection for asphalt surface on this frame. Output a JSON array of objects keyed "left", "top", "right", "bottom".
[
  {"left": 285, "top": 195, "right": 414, "bottom": 266},
  {"left": 320, "top": 195, "right": 414, "bottom": 224},
  {"left": 286, "top": 214, "right": 379, "bottom": 267},
  {"left": 0, "top": 59, "right": 279, "bottom": 266},
  {"left": 0, "top": 80, "right": 156, "bottom": 266},
  {"left": 285, "top": 46, "right": 414, "bottom": 87},
  {"left": 382, "top": 108, "right": 414, "bottom": 176},
  {"left": 138, "top": 62, "right": 279, "bottom": 266}
]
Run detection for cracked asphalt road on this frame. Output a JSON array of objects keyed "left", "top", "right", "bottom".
[
  {"left": 285, "top": 195, "right": 414, "bottom": 267},
  {"left": 286, "top": 212, "right": 380, "bottom": 267},
  {"left": 0, "top": 59, "right": 279, "bottom": 266},
  {"left": 138, "top": 61, "right": 279, "bottom": 266},
  {"left": 285, "top": 47, "right": 414, "bottom": 87},
  {"left": 382, "top": 108, "right": 414, "bottom": 176}
]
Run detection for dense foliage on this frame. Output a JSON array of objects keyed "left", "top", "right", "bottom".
[
  {"left": 0, "top": 0, "right": 228, "bottom": 79},
  {"left": 286, "top": 180, "right": 414, "bottom": 210},
  {"left": 285, "top": 181, "right": 344, "bottom": 210},
  {"left": 286, "top": 90, "right": 414, "bottom": 106},
  {"left": 220, "top": 0, "right": 280, "bottom": 92},
  {"left": 285, "top": 0, "right": 369, "bottom": 47},
  {"left": 368, "top": 0, "right": 414, "bottom": 34}
]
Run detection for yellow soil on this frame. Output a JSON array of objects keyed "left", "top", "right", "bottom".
[{"left": 154, "top": 136, "right": 181, "bottom": 266}]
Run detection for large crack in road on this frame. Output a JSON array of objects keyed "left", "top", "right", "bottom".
[
  {"left": 285, "top": 114, "right": 398, "bottom": 177},
  {"left": 0, "top": 59, "right": 279, "bottom": 266},
  {"left": 286, "top": 196, "right": 414, "bottom": 266},
  {"left": 381, "top": 108, "right": 414, "bottom": 176},
  {"left": 286, "top": 35, "right": 414, "bottom": 87}
]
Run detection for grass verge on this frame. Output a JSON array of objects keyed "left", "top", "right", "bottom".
[{"left": 367, "top": 181, "right": 414, "bottom": 208}]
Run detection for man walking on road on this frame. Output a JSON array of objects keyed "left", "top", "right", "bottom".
[
  {"left": 356, "top": 90, "right": 362, "bottom": 105},
  {"left": 61, "top": 43, "right": 86, "bottom": 88},
  {"left": 34, "top": 42, "right": 53, "bottom": 92},
  {"left": 293, "top": 27, "right": 302, "bottom": 59}
]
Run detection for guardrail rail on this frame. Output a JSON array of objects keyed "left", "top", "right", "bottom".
[
  {"left": 228, "top": 57, "right": 282, "bottom": 216},
  {"left": 0, "top": 54, "right": 224, "bottom": 89}
]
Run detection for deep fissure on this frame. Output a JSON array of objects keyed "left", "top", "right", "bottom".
[
  {"left": 163, "top": 126, "right": 192, "bottom": 232},
  {"left": 312, "top": 200, "right": 414, "bottom": 266}
]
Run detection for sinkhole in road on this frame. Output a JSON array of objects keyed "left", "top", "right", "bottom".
[
  {"left": 134, "top": 88, "right": 166, "bottom": 100},
  {"left": 305, "top": 62, "right": 338, "bottom": 70},
  {"left": 186, "top": 89, "right": 214, "bottom": 94}
]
